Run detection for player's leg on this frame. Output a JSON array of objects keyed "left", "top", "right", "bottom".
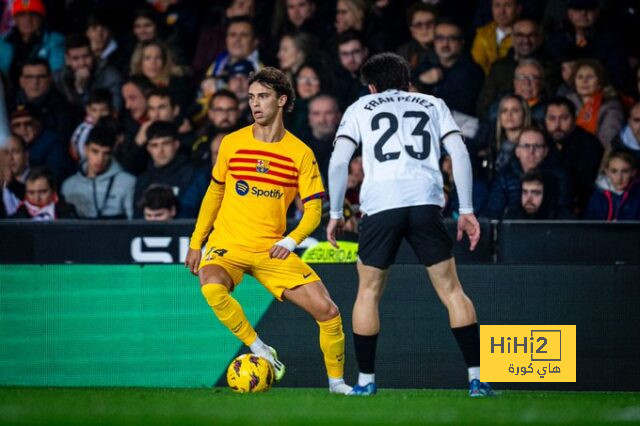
[
  {"left": 426, "top": 258, "right": 493, "bottom": 396},
  {"left": 351, "top": 208, "right": 407, "bottom": 395},
  {"left": 407, "top": 205, "right": 493, "bottom": 396},
  {"left": 283, "top": 280, "right": 351, "bottom": 395},
  {"left": 199, "top": 261, "right": 284, "bottom": 379}
]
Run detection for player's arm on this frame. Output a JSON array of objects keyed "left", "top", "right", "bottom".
[
  {"left": 442, "top": 132, "right": 480, "bottom": 251},
  {"left": 326, "top": 136, "right": 357, "bottom": 248},
  {"left": 185, "top": 178, "right": 225, "bottom": 274}
]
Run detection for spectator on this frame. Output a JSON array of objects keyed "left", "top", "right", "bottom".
[
  {"left": 129, "top": 40, "right": 190, "bottom": 111},
  {"left": 133, "top": 120, "right": 208, "bottom": 218},
  {"left": 415, "top": 18, "right": 484, "bottom": 116},
  {"left": 345, "top": 154, "right": 363, "bottom": 212},
  {"left": 544, "top": 97, "right": 603, "bottom": 215},
  {"left": 547, "top": 0, "right": 629, "bottom": 91},
  {"left": 504, "top": 170, "right": 573, "bottom": 219},
  {"left": 396, "top": 3, "right": 438, "bottom": 71},
  {"left": 0, "top": 0, "right": 65, "bottom": 83},
  {"left": 585, "top": 150, "right": 640, "bottom": 220},
  {"left": 482, "top": 94, "right": 531, "bottom": 175},
  {"left": 61, "top": 125, "right": 135, "bottom": 219},
  {"left": 483, "top": 127, "right": 570, "bottom": 218},
  {"left": 556, "top": 55, "right": 578, "bottom": 97},
  {"left": 476, "top": 17, "right": 559, "bottom": 118},
  {"left": 288, "top": 61, "right": 332, "bottom": 137},
  {"left": 334, "top": 0, "right": 386, "bottom": 54},
  {"left": 138, "top": 184, "right": 177, "bottom": 221},
  {"left": 136, "top": 87, "right": 193, "bottom": 150},
  {"left": 305, "top": 94, "right": 341, "bottom": 180},
  {"left": 224, "top": 59, "right": 256, "bottom": 124},
  {"left": 333, "top": 31, "right": 369, "bottom": 109},
  {"left": 118, "top": 75, "right": 154, "bottom": 175},
  {"left": 488, "top": 58, "right": 546, "bottom": 123},
  {"left": 1, "top": 135, "right": 29, "bottom": 217},
  {"left": 611, "top": 101, "right": 640, "bottom": 162},
  {"left": 471, "top": 0, "right": 521, "bottom": 75},
  {"left": 11, "top": 166, "right": 75, "bottom": 220},
  {"left": 85, "top": 13, "right": 124, "bottom": 71},
  {"left": 203, "top": 16, "right": 261, "bottom": 92},
  {"left": 53, "top": 33, "right": 123, "bottom": 113},
  {"left": 277, "top": 32, "right": 314, "bottom": 82},
  {"left": 192, "top": 90, "right": 242, "bottom": 165},
  {"left": 566, "top": 59, "right": 624, "bottom": 148},
  {"left": 69, "top": 88, "right": 114, "bottom": 163},
  {"left": 272, "top": 0, "right": 332, "bottom": 52},
  {"left": 9, "top": 104, "right": 72, "bottom": 181},
  {"left": 14, "top": 58, "right": 76, "bottom": 140}
]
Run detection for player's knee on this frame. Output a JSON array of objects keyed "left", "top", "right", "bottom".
[
  {"left": 201, "top": 283, "right": 229, "bottom": 309},
  {"left": 358, "top": 284, "right": 384, "bottom": 302},
  {"left": 316, "top": 300, "right": 340, "bottom": 322}
]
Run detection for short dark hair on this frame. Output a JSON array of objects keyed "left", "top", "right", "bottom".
[
  {"left": 94, "top": 115, "right": 123, "bottom": 137},
  {"left": 87, "top": 88, "right": 113, "bottom": 109},
  {"left": 26, "top": 167, "right": 57, "bottom": 192},
  {"left": 210, "top": 89, "right": 239, "bottom": 107},
  {"left": 336, "top": 30, "right": 364, "bottom": 49},
  {"left": 147, "top": 86, "right": 175, "bottom": 106},
  {"left": 21, "top": 58, "right": 50, "bottom": 75},
  {"left": 146, "top": 120, "right": 178, "bottom": 142},
  {"left": 521, "top": 170, "right": 544, "bottom": 186},
  {"left": 65, "top": 33, "right": 91, "bottom": 52},
  {"left": 360, "top": 52, "right": 411, "bottom": 92},
  {"left": 226, "top": 15, "right": 255, "bottom": 35},
  {"left": 435, "top": 17, "right": 463, "bottom": 38},
  {"left": 607, "top": 150, "right": 637, "bottom": 170},
  {"left": 123, "top": 75, "right": 155, "bottom": 97},
  {"left": 517, "top": 126, "right": 547, "bottom": 145},
  {"left": 86, "top": 124, "right": 116, "bottom": 149},
  {"left": 248, "top": 66, "right": 296, "bottom": 112},
  {"left": 137, "top": 184, "right": 178, "bottom": 210},
  {"left": 406, "top": 2, "right": 438, "bottom": 26},
  {"left": 545, "top": 96, "right": 576, "bottom": 117}
]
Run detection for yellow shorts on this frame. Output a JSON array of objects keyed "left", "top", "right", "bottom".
[{"left": 198, "top": 240, "right": 321, "bottom": 301}]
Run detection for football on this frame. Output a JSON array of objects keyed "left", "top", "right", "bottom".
[{"left": 226, "top": 354, "right": 275, "bottom": 393}]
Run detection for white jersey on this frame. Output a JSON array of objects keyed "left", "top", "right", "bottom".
[{"left": 336, "top": 90, "right": 461, "bottom": 216}]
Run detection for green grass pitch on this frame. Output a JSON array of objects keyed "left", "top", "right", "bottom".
[{"left": 1, "top": 387, "right": 639, "bottom": 425}]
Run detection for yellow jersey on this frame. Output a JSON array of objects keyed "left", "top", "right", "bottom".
[{"left": 200, "top": 125, "right": 324, "bottom": 252}]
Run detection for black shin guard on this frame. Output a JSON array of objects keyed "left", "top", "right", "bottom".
[
  {"left": 451, "top": 323, "right": 480, "bottom": 367},
  {"left": 353, "top": 333, "right": 378, "bottom": 374}
]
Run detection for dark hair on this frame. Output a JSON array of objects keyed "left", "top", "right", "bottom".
[
  {"left": 146, "top": 120, "right": 178, "bottom": 142},
  {"left": 21, "top": 58, "right": 50, "bottom": 75},
  {"left": 336, "top": 30, "right": 364, "bottom": 49},
  {"left": 8, "top": 134, "right": 27, "bottom": 151},
  {"left": 571, "top": 58, "right": 608, "bottom": 89},
  {"left": 210, "top": 88, "right": 239, "bottom": 107},
  {"left": 226, "top": 15, "right": 255, "bottom": 35},
  {"left": 435, "top": 17, "right": 463, "bottom": 38},
  {"left": 86, "top": 124, "right": 116, "bottom": 149},
  {"left": 294, "top": 60, "right": 334, "bottom": 95},
  {"left": 137, "top": 184, "right": 177, "bottom": 210},
  {"left": 94, "top": 115, "right": 123, "bottom": 137},
  {"left": 545, "top": 96, "right": 576, "bottom": 117},
  {"left": 521, "top": 169, "right": 544, "bottom": 186},
  {"left": 86, "top": 12, "right": 110, "bottom": 29},
  {"left": 123, "top": 75, "right": 155, "bottom": 97},
  {"left": 87, "top": 88, "right": 113, "bottom": 109},
  {"left": 406, "top": 2, "right": 438, "bottom": 26},
  {"left": 248, "top": 66, "right": 296, "bottom": 112},
  {"left": 26, "top": 167, "right": 57, "bottom": 192},
  {"left": 65, "top": 33, "right": 91, "bottom": 52},
  {"left": 360, "top": 52, "right": 411, "bottom": 92},
  {"left": 147, "top": 86, "right": 174, "bottom": 106},
  {"left": 607, "top": 150, "right": 637, "bottom": 170}
]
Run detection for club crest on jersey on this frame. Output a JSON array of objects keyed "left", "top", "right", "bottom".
[{"left": 256, "top": 159, "right": 270, "bottom": 173}]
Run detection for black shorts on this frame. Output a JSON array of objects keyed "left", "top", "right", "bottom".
[{"left": 358, "top": 205, "right": 453, "bottom": 269}]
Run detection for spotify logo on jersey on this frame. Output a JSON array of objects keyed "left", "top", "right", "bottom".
[{"left": 236, "top": 180, "right": 249, "bottom": 196}]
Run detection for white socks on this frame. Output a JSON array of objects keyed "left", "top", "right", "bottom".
[
  {"left": 468, "top": 367, "right": 480, "bottom": 382},
  {"left": 358, "top": 373, "right": 375, "bottom": 387},
  {"left": 329, "top": 378, "right": 352, "bottom": 394},
  {"left": 249, "top": 336, "right": 270, "bottom": 357}
]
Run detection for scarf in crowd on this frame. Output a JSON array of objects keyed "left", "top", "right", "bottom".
[
  {"left": 23, "top": 194, "right": 58, "bottom": 221},
  {"left": 576, "top": 90, "right": 603, "bottom": 136},
  {"left": 620, "top": 125, "right": 640, "bottom": 151}
]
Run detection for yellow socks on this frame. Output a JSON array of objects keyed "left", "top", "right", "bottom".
[
  {"left": 201, "top": 283, "right": 256, "bottom": 346},
  {"left": 317, "top": 314, "right": 346, "bottom": 379}
]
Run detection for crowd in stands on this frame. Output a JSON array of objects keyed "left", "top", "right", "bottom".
[{"left": 0, "top": 0, "right": 639, "bottom": 224}]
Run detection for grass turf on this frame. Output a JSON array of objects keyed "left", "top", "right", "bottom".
[{"left": 1, "top": 387, "right": 639, "bottom": 425}]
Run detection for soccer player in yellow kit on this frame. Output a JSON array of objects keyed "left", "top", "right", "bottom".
[{"left": 185, "top": 67, "right": 352, "bottom": 394}]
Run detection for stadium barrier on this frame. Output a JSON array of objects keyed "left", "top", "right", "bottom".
[
  {"left": 1, "top": 220, "right": 638, "bottom": 264},
  {"left": 1, "top": 264, "right": 638, "bottom": 391}
]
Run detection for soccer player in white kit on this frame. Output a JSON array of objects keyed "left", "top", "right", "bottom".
[{"left": 327, "top": 52, "right": 494, "bottom": 397}]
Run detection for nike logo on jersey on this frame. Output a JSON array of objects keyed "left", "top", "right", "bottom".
[{"left": 303, "top": 272, "right": 312, "bottom": 279}]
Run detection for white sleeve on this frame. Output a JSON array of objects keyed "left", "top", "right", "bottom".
[
  {"left": 328, "top": 136, "right": 357, "bottom": 219},
  {"left": 334, "top": 104, "right": 361, "bottom": 147},
  {"left": 437, "top": 98, "right": 462, "bottom": 141},
  {"left": 442, "top": 132, "right": 474, "bottom": 214}
]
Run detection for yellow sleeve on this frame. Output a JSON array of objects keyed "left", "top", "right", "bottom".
[
  {"left": 189, "top": 180, "right": 225, "bottom": 249},
  {"left": 287, "top": 198, "right": 322, "bottom": 245}
]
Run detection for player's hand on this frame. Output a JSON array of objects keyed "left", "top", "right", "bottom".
[
  {"left": 457, "top": 213, "right": 480, "bottom": 251},
  {"left": 269, "top": 244, "right": 291, "bottom": 260},
  {"left": 326, "top": 218, "right": 344, "bottom": 249},
  {"left": 185, "top": 248, "right": 202, "bottom": 276}
]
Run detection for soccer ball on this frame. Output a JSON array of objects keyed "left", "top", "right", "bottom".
[{"left": 226, "top": 354, "right": 275, "bottom": 393}]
